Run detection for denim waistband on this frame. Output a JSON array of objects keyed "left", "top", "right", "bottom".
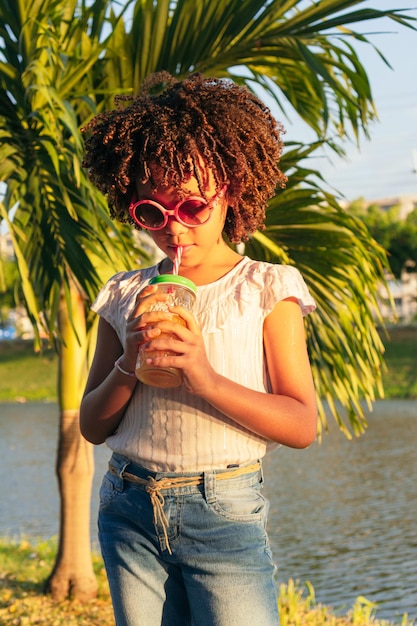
[
  {"left": 109, "top": 452, "right": 263, "bottom": 484},
  {"left": 109, "top": 452, "right": 263, "bottom": 481},
  {"left": 108, "top": 453, "right": 263, "bottom": 555}
]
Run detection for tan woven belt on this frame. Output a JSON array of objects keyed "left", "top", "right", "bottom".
[{"left": 108, "top": 461, "right": 261, "bottom": 554}]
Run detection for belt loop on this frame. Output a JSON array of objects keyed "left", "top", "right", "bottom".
[
  {"left": 259, "top": 459, "right": 264, "bottom": 484},
  {"left": 119, "top": 461, "right": 129, "bottom": 479},
  {"left": 204, "top": 471, "right": 216, "bottom": 504}
]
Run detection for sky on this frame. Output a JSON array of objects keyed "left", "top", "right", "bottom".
[{"left": 283, "top": 0, "right": 417, "bottom": 203}]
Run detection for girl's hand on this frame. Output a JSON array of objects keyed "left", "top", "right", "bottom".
[
  {"left": 122, "top": 284, "right": 175, "bottom": 371},
  {"left": 138, "top": 305, "right": 216, "bottom": 395}
]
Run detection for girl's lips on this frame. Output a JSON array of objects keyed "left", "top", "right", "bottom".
[{"left": 170, "top": 244, "right": 192, "bottom": 255}]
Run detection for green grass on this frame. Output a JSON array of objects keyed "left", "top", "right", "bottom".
[
  {"left": 380, "top": 326, "right": 417, "bottom": 398},
  {"left": 0, "top": 538, "right": 113, "bottom": 625},
  {"left": 0, "top": 326, "right": 416, "bottom": 403},
  {"left": 0, "top": 538, "right": 414, "bottom": 626},
  {"left": 0, "top": 340, "right": 57, "bottom": 402}
]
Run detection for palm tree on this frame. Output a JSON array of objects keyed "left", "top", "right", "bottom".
[
  {"left": 1, "top": 0, "right": 414, "bottom": 600},
  {"left": 0, "top": 0, "right": 149, "bottom": 600}
]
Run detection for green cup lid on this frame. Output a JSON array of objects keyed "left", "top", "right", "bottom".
[{"left": 150, "top": 274, "right": 197, "bottom": 294}]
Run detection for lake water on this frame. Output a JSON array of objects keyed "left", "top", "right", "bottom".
[{"left": 1, "top": 400, "right": 416, "bottom": 623}]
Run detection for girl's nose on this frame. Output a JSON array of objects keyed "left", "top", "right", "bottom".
[{"left": 164, "top": 216, "right": 188, "bottom": 235}]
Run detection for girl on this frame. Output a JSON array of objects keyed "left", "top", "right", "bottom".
[{"left": 80, "top": 72, "right": 317, "bottom": 626}]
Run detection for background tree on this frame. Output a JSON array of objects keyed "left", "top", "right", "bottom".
[
  {"left": 395, "top": 209, "right": 417, "bottom": 275},
  {"left": 0, "top": 0, "right": 415, "bottom": 601},
  {"left": 349, "top": 200, "right": 417, "bottom": 278}
]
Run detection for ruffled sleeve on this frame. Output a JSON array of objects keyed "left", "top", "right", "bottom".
[
  {"left": 91, "top": 266, "right": 158, "bottom": 343},
  {"left": 260, "top": 263, "right": 316, "bottom": 317},
  {"left": 92, "top": 271, "right": 128, "bottom": 331},
  {"left": 195, "top": 257, "right": 316, "bottom": 334}
]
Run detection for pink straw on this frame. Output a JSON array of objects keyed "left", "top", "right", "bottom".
[{"left": 173, "top": 246, "right": 183, "bottom": 275}]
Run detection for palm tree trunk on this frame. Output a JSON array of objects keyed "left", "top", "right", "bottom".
[{"left": 45, "top": 281, "right": 98, "bottom": 601}]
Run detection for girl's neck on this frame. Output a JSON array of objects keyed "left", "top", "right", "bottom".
[{"left": 159, "top": 247, "right": 243, "bottom": 286}]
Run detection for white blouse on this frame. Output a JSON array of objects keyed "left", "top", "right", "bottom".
[{"left": 92, "top": 256, "right": 316, "bottom": 471}]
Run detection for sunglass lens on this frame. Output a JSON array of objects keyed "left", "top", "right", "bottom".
[
  {"left": 135, "top": 203, "right": 165, "bottom": 229},
  {"left": 178, "top": 199, "right": 210, "bottom": 225}
]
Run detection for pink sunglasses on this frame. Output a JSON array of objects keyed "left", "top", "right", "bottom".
[{"left": 129, "top": 185, "right": 227, "bottom": 230}]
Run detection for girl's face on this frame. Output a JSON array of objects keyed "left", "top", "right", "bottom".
[{"left": 134, "top": 168, "right": 230, "bottom": 276}]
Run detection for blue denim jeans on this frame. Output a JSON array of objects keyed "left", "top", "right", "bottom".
[{"left": 98, "top": 453, "right": 280, "bottom": 626}]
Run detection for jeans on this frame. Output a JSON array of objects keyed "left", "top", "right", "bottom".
[{"left": 98, "top": 452, "right": 280, "bottom": 626}]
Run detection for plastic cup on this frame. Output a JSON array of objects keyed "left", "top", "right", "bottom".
[{"left": 135, "top": 274, "right": 197, "bottom": 388}]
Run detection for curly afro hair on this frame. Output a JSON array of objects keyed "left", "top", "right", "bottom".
[{"left": 82, "top": 71, "right": 287, "bottom": 243}]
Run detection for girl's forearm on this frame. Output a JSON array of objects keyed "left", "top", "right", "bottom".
[
  {"left": 80, "top": 369, "right": 138, "bottom": 445},
  {"left": 199, "top": 372, "right": 317, "bottom": 449}
]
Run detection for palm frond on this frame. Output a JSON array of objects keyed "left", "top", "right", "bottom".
[
  {"left": 244, "top": 141, "right": 391, "bottom": 436},
  {"left": 125, "top": 0, "right": 415, "bottom": 144},
  {"left": 0, "top": 0, "right": 149, "bottom": 345}
]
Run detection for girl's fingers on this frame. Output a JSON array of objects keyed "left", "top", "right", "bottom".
[
  {"left": 135, "top": 310, "right": 175, "bottom": 330},
  {"left": 125, "top": 296, "right": 199, "bottom": 365},
  {"left": 168, "top": 306, "right": 200, "bottom": 331},
  {"left": 131, "top": 284, "right": 168, "bottom": 318}
]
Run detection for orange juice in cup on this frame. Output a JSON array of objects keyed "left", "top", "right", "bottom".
[{"left": 135, "top": 275, "right": 197, "bottom": 388}]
